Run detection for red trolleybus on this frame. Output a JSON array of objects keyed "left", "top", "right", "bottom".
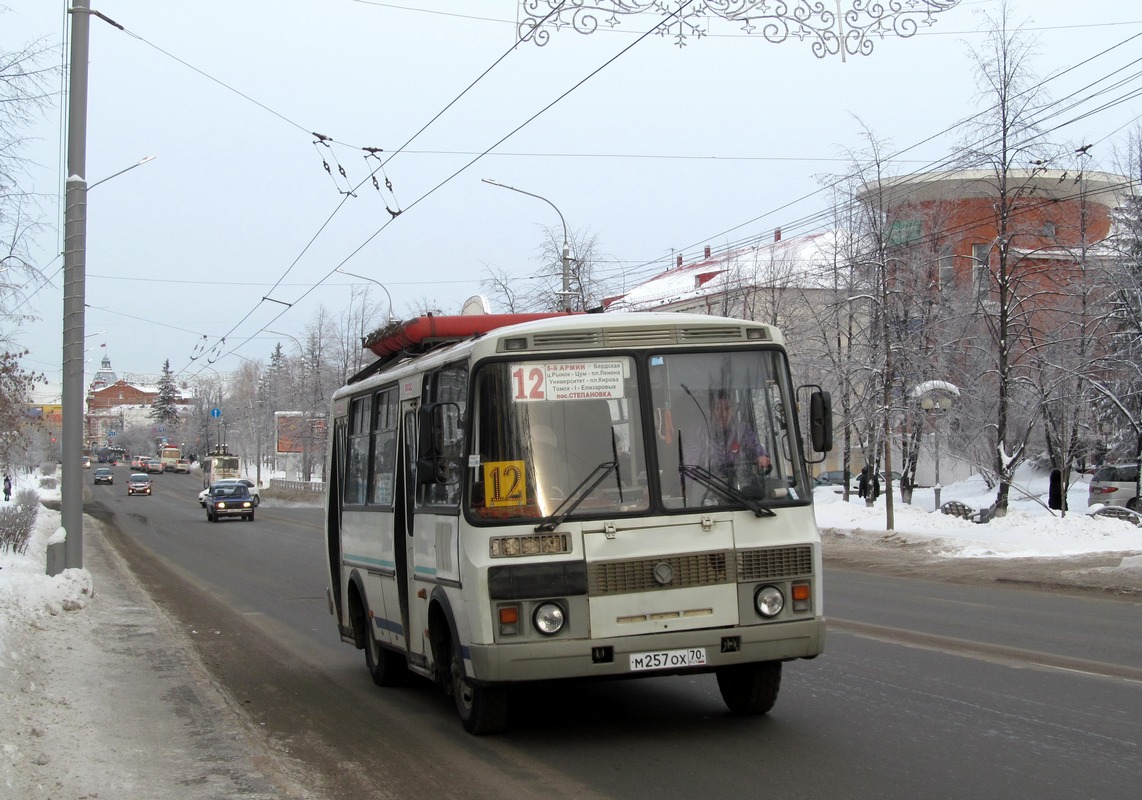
[{"left": 324, "top": 312, "right": 832, "bottom": 734}]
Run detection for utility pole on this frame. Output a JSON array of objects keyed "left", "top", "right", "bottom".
[{"left": 60, "top": 0, "right": 91, "bottom": 572}]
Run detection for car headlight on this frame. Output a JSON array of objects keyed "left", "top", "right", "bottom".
[
  {"left": 532, "top": 602, "right": 566, "bottom": 636},
  {"left": 754, "top": 585, "right": 785, "bottom": 618},
  {"left": 217, "top": 501, "right": 226, "bottom": 509}
]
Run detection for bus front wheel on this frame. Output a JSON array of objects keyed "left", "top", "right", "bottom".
[
  {"left": 716, "top": 661, "right": 782, "bottom": 715},
  {"left": 449, "top": 641, "right": 507, "bottom": 735}
]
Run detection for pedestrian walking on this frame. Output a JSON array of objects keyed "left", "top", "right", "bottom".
[{"left": 4, "top": 474, "right": 12, "bottom": 502}]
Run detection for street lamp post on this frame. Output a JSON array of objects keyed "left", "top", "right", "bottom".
[
  {"left": 482, "top": 178, "right": 573, "bottom": 312},
  {"left": 917, "top": 390, "right": 956, "bottom": 509}
]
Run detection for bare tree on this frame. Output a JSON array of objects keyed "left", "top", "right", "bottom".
[
  {"left": 0, "top": 14, "right": 56, "bottom": 464},
  {"left": 482, "top": 227, "right": 609, "bottom": 312},
  {"left": 958, "top": 1, "right": 1056, "bottom": 515},
  {"left": 1091, "top": 126, "right": 1142, "bottom": 502},
  {"left": 1, "top": 17, "right": 57, "bottom": 329}
]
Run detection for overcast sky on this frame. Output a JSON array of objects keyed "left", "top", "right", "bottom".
[{"left": 7, "top": 0, "right": 1142, "bottom": 401}]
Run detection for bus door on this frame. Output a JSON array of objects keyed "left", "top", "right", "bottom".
[
  {"left": 403, "top": 364, "right": 467, "bottom": 665},
  {"left": 393, "top": 400, "right": 415, "bottom": 659}
]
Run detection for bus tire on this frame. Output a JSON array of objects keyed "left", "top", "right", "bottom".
[
  {"left": 450, "top": 640, "right": 507, "bottom": 735},
  {"left": 365, "top": 631, "right": 407, "bottom": 687},
  {"left": 716, "top": 661, "right": 782, "bottom": 715}
]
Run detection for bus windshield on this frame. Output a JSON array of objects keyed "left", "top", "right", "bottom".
[
  {"left": 468, "top": 356, "right": 649, "bottom": 522},
  {"left": 649, "top": 349, "right": 806, "bottom": 511},
  {"left": 466, "top": 348, "right": 809, "bottom": 523}
]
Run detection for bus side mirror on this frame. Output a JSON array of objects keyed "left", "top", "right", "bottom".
[{"left": 809, "top": 390, "right": 832, "bottom": 453}]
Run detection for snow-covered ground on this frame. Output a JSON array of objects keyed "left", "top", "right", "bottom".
[{"left": 815, "top": 468, "right": 1142, "bottom": 561}]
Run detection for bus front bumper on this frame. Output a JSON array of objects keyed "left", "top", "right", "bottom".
[{"left": 466, "top": 617, "right": 825, "bottom": 684}]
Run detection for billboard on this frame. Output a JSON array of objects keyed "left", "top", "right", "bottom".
[{"left": 275, "top": 412, "right": 305, "bottom": 454}]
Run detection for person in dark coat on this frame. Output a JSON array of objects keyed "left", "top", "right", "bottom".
[
  {"left": 3, "top": 474, "right": 11, "bottom": 502},
  {"left": 857, "top": 466, "right": 880, "bottom": 503}
]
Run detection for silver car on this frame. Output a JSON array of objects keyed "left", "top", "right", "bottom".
[{"left": 1088, "top": 464, "right": 1139, "bottom": 510}]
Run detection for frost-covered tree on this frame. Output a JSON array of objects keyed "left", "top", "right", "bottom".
[
  {"left": 0, "top": 349, "right": 43, "bottom": 470},
  {"left": 149, "top": 360, "right": 181, "bottom": 437}
]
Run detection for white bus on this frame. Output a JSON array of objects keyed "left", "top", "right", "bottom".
[
  {"left": 201, "top": 448, "right": 241, "bottom": 488},
  {"left": 325, "top": 312, "right": 832, "bottom": 734},
  {"left": 159, "top": 446, "right": 182, "bottom": 472}
]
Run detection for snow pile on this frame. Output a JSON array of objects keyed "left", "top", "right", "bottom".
[
  {"left": 0, "top": 479, "right": 94, "bottom": 665},
  {"left": 815, "top": 467, "right": 1142, "bottom": 563}
]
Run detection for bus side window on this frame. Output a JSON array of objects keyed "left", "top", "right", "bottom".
[
  {"left": 344, "top": 394, "right": 371, "bottom": 506},
  {"left": 418, "top": 363, "right": 468, "bottom": 507},
  {"left": 370, "top": 387, "right": 398, "bottom": 506}
]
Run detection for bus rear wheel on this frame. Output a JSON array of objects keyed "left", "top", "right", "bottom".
[
  {"left": 716, "top": 661, "right": 782, "bottom": 715},
  {"left": 449, "top": 641, "right": 507, "bottom": 735}
]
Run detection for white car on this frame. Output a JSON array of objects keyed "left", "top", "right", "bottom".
[{"left": 198, "top": 478, "right": 260, "bottom": 507}]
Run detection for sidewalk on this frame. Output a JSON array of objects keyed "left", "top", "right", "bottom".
[{"left": 0, "top": 515, "right": 313, "bottom": 799}]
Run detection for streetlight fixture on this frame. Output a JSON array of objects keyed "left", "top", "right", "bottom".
[
  {"left": 265, "top": 329, "right": 304, "bottom": 354},
  {"left": 482, "top": 178, "right": 573, "bottom": 312},
  {"left": 334, "top": 268, "right": 394, "bottom": 322},
  {"left": 88, "top": 155, "right": 155, "bottom": 191}
]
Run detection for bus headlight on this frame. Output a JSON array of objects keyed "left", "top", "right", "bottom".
[
  {"left": 533, "top": 602, "right": 566, "bottom": 636},
  {"left": 754, "top": 585, "right": 784, "bottom": 618}
]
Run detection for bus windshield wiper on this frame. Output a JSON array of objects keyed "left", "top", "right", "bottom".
[
  {"left": 678, "top": 462, "right": 775, "bottom": 517},
  {"left": 535, "top": 460, "right": 617, "bottom": 532}
]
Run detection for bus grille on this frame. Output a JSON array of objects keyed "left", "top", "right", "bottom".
[
  {"left": 530, "top": 331, "right": 603, "bottom": 348},
  {"left": 588, "top": 551, "right": 735, "bottom": 596},
  {"left": 736, "top": 546, "right": 814, "bottom": 580},
  {"left": 679, "top": 325, "right": 764, "bottom": 342}
]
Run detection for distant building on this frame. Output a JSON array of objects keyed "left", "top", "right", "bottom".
[{"left": 84, "top": 353, "right": 194, "bottom": 449}]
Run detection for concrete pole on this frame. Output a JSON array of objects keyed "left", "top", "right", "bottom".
[
  {"left": 61, "top": 0, "right": 91, "bottom": 571},
  {"left": 561, "top": 242, "right": 571, "bottom": 313}
]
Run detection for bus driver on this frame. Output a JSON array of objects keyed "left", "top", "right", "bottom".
[{"left": 691, "top": 389, "right": 771, "bottom": 479}]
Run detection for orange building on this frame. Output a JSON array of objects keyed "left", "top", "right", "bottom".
[{"left": 860, "top": 168, "right": 1124, "bottom": 297}]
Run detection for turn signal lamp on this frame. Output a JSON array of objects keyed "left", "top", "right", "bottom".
[
  {"left": 791, "top": 581, "right": 811, "bottom": 612},
  {"left": 498, "top": 604, "right": 520, "bottom": 636}
]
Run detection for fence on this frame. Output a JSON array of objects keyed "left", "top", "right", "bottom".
[{"left": 269, "top": 479, "right": 325, "bottom": 494}]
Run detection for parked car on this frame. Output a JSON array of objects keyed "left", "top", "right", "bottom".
[
  {"left": 1088, "top": 463, "right": 1139, "bottom": 510},
  {"left": 93, "top": 467, "right": 113, "bottom": 485},
  {"left": 198, "top": 478, "right": 260, "bottom": 507},
  {"left": 205, "top": 483, "right": 256, "bottom": 522},
  {"left": 127, "top": 473, "right": 152, "bottom": 496},
  {"left": 173, "top": 459, "right": 191, "bottom": 474},
  {"left": 815, "top": 470, "right": 853, "bottom": 486}
]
